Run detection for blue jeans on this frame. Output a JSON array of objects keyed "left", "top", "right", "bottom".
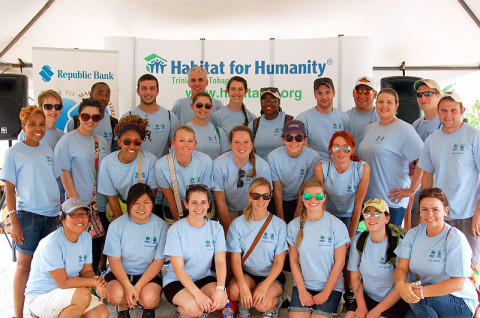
[
  {"left": 409, "top": 295, "right": 473, "bottom": 318},
  {"left": 289, "top": 286, "right": 342, "bottom": 317},
  {"left": 15, "top": 211, "right": 58, "bottom": 255},
  {"left": 389, "top": 207, "right": 406, "bottom": 226}
]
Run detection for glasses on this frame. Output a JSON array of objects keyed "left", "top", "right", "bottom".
[
  {"left": 416, "top": 91, "right": 437, "bottom": 98},
  {"left": 119, "top": 138, "right": 143, "bottom": 146},
  {"left": 194, "top": 102, "right": 212, "bottom": 109},
  {"left": 285, "top": 135, "right": 304, "bottom": 142},
  {"left": 237, "top": 169, "right": 245, "bottom": 188},
  {"left": 250, "top": 192, "right": 272, "bottom": 200},
  {"left": 362, "top": 211, "right": 384, "bottom": 219},
  {"left": 68, "top": 212, "right": 89, "bottom": 218},
  {"left": 43, "top": 104, "right": 62, "bottom": 111},
  {"left": 353, "top": 89, "right": 373, "bottom": 95},
  {"left": 80, "top": 113, "right": 101, "bottom": 122},
  {"left": 331, "top": 145, "right": 352, "bottom": 153},
  {"left": 261, "top": 98, "right": 278, "bottom": 104},
  {"left": 303, "top": 193, "right": 324, "bottom": 201}
]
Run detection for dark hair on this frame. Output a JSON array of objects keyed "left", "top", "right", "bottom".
[
  {"left": 137, "top": 74, "right": 159, "bottom": 89},
  {"left": 229, "top": 126, "right": 256, "bottom": 178},
  {"left": 227, "top": 76, "right": 250, "bottom": 126},
  {"left": 419, "top": 187, "right": 449, "bottom": 208},
  {"left": 126, "top": 183, "right": 155, "bottom": 217},
  {"left": 185, "top": 184, "right": 210, "bottom": 203},
  {"left": 114, "top": 114, "right": 151, "bottom": 141},
  {"left": 328, "top": 131, "right": 361, "bottom": 162},
  {"left": 377, "top": 88, "right": 399, "bottom": 104},
  {"left": 192, "top": 92, "right": 212, "bottom": 104},
  {"left": 90, "top": 82, "right": 109, "bottom": 93},
  {"left": 78, "top": 98, "right": 101, "bottom": 114}
]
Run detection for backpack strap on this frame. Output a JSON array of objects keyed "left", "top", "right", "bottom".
[
  {"left": 385, "top": 224, "right": 406, "bottom": 267},
  {"left": 109, "top": 115, "right": 119, "bottom": 151},
  {"left": 355, "top": 230, "right": 369, "bottom": 266},
  {"left": 252, "top": 117, "right": 260, "bottom": 138}
]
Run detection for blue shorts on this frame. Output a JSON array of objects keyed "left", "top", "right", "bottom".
[
  {"left": 289, "top": 286, "right": 341, "bottom": 318},
  {"left": 15, "top": 210, "right": 58, "bottom": 255}
]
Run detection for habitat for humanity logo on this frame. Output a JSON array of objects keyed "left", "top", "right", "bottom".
[
  {"left": 38, "top": 65, "right": 114, "bottom": 82},
  {"left": 39, "top": 65, "right": 54, "bottom": 82},
  {"left": 145, "top": 54, "right": 168, "bottom": 74}
]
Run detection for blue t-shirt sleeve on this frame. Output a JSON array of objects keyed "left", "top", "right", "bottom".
[
  {"left": 395, "top": 229, "right": 415, "bottom": 260},
  {"left": 164, "top": 225, "right": 183, "bottom": 257},
  {"left": 98, "top": 158, "right": 116, "bottom": 196},
  {"left": 347, "top": 234, "right": 361, "bottom": 272},
  {"left": 84, "top": 233, "right": 93, "bottom": 264},
  {"left": 155, "top": 158, "right": 171, "bottom": 189},
  {"left": 39, "top": 241, "right": 65, "bottom": 272},
  {"left": 54, "top": 135, "right": 72, "bottom": 171},
  {"left": 418, "top": 140, "right": 434, "bottom": 173},
  {"left": 212, "top": 160, "right": 226, "bottom": 192},
  {"left": 257, "top": 157, "right": 272, "bottom": 184},
  {"left": 333, "top": 218, "right": 350, "bottom": 248},
  {"left": 154, "top": 220, "right": 169, "bottom": 260},
  {"left": 1, "top": 149, "right": 17, "bottom": 185},
  {"left": 201, "top": 157, "right": 214, "bottom": 188},
  {"left": 103, "top": 221, "right": 122, "bottom": 257},
  {"left": 226, "top": 219, "right": 242, "bottom": 253},
  {"left": 145, "top": 152, "right": 159, "bottom": 190},
  {"left": 168, "top": 112, "right": 180, "bottom": 141},
  {"left": 286, "top": 221, "right": 298, "bottom": 247},
  {"left": 445, "top": 228, "right": 472, "bottom": 278},
  {"left": 400, "top": 126, "right": 423, "bottom": 162},
  {"left": 219, "top": 128, "right": 230, "bottom": 153},
  {"left": 214, "top": 222, "right": 227, "bottom": 253},
  {"left": 274, "top": 220, "right": 289, "bottom": 255},
  {"left": 267, "top": 153, "right": 280, "bottom": 182}
]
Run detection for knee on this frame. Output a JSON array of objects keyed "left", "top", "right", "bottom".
[
  {"left": 107, "top": 286, "right": 125, "bottom": 306},
  {"left": 91, "top": 304, "right": 109, "bottom": 318},
  {"left": 16, "top": 260, "right": 32, "bottom": 275},
  {"left": 227, "top": 282, "right": 240, "bottom": 301},
  {"left": 140, "top": 290, "right": 160, "bottom": 308},
  {"left": 73, "top": 287, "right": 92, "bottom": 309},
  {"left": 180, "top": 302, "right": 204, "bottom": 318},
  {"left": 254, "top": 297, "right": 275, "bottom": 313}
]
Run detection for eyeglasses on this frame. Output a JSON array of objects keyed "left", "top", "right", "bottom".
[
  {"left": 250, "top": 192, "right": 272, "bottom": 200},
  {"left": 186, "top": 184, "right": 209, "bottom": 190},
  {"left": 80, "top": 113, "right": 101, "bottom": 122},
  {"left": 284, "top": 135, "right": 304, "bottom": 142},
  {"left": 68, "top": 212, "right": 89, "bottom": 218},
  {"left": 43, "top": 104, "right": 62, "bottom": 111},
  {"left": 331, "top": 145, "right": 352, "bottom": 153},
  {"left": 261, "top": 98, "right": 278, "bottom": 104},
  {"left": 237, "top": 169, "right": 245, "bottom": 188},
  {"left": 260, "top": 87, "right": 280, "bottom": 94},
  {"left": 416, "top": 91, "right": 437, "bottom": 98},
  {"left": 362, "top": 211, "right": 384, "bottom": 219},
  {"left": 119, "top": 138, "right": 143, "bottom": 146},
  {"left": 353, "top": 89, "right": 373, "bottom": 95},
  {"left": 303, "top": 193, "right": 324, "bottom": 201},
  {"left": 194, "top": 102, "right": 213, "bottom": 109}
]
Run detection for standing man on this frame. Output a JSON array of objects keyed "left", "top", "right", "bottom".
[
  {"left": 346, "top": 76, "right": 379, "bottom": 145},
  {"left": 412, "top": 79, "right": 442, "bottom": 141},
  {"left": 172, "top": 66, "right": 224, "bottom": 124},
  {"left": 296, "top": 77, "right": 349, "bottom": 159}
]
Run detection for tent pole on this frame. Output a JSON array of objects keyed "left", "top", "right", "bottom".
[{"left": 458, "top": 0, "right": 480, "bottom": 29}]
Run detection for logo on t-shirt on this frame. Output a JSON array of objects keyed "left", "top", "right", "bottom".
[
  {"left": 332, "top": 123, "right": 343, "bottom": 131},
  {"left": 144, "top": 235, "right": 158, "bottom": 247},
  {"left": 319, "top": 234, "right": 333, "bottom": 246},
  {"left": 261, "top": 231, "right": 276, "bottom": 243},
  {"left": 299, "top": 168, "right": 305, "bottom": 176},
  {"left": 45, "top": 156, "right": 53, "bottom": 165},
  {"left": 374, "top": 136, "right": 385, "bottom": 144},
  {"left": 134, "top": 172, "right": 147, "bottom": 182},
  {"left": 274, "top": 128, "right": 283, "bottom": 136},
  {"left": 78, "top": 254, "right": 86, "bottom": 264},
  {"left": 205, "top": 239, "right": 214, "bottom": 250},
  {"left": 154, "top": 124, "right": 166, "bottom": 133},
  {"left": 208, "top": 135, "right": 218, "bottom": 143},
  {"left": 429, "top": 249, "right": 442, "bottom": 262},
  {"left": 452, "top": 143, "right": 465, "bottom": 154},
  {"left": 189, "top": 177, "right": 200, "bottom": 184}
]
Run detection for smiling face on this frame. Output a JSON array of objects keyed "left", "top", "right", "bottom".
[
  {"left": 420, "top": 197, "right": 448, "bottom": 230},
  {"left": 172, "top": 128, "right": 196, "bottom": 159},
  {"left": 301, "top": 186, "right": 326, "bottom": 213},
  {"left": 248, "top": 184, "right": 271, "bottom": 213},
  {"left": 226, "top": 80, "right": 248, "bottom": 104},
  {"left": 42, "top": 96, "right": 62, "bottom": 126},
  {"left": 188, "top": 71, "right": 208, "bottom": 95},
  {"left": 78, "top": 106, "right": 101, "bottom": 133},
  {"left": 118, "top": 130, "right": 142, "bottom": 162},
  {"left": 137, "top": 79, "right": 159, "bottom": 105},
  {"left": 416, "top": 84, "right": 439, "bottom": 113},
  {"left": 363, "top": 206, "right": 390, "bottom": 232},
  {"left": 438, "top": 99, "right": 465, "bottom": 134},
  {"left": 376, "top": 92, "right": 398, "bottom": 122},
  {"left": 353, "top": 85, "right": 377, "bottom": 112},
  {"left": 129, "top": 193, "right": 154, "bottom": 224},
  {"left": 330, "top": 136, "right": 353, "bottom": 164},
  {"left": 23, "top": 113, "right": 46, "bottom": 146},
  {"left": 283, "top": 132, "right": 304, "bottom": 157},
  {"left": 191, "top": 95, "right": 213, "bottom": 121},
  {"left": 185, "top": 190, "right": 210, "bottom": 220},
  {"left": 314, "top": 84, "right": 335, "bottom": 110},
  {"left": 260, "top": 92, "right": 280, "bottom": 119},
  {"left": 63, "top": 208, "right": 89, "bottom": 235},
  {"left": 90, "top": 83, "right": 111, "bottom": 113},
  {"left": 230, "top": 130, "right": 253, "bottom": 161}
]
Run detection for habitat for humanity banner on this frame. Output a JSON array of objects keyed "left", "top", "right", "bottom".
[{"left": 32, "top": 47, "right": 119, "bottom": 130}]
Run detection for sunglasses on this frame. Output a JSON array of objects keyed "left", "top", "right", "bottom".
[
  {"left": 284, "top": 135, "right": 304, "bottom": 142},
  {"left": 353, "top": 89, "right": 373, "bottom": 95},
  {"left": 194, "top": 102, "right": 212, "bottom": 109},
  {"left": 250, "top": 192, "right": 272, "bottom": 200},
  {"left": 331, "top": 145, "right": 352, "bottom": 153},
  {"left": 43, "top": 103, "right": 62, "bottom": 111},
  {"left": 362, "top": 211, "right": 384, "bottom": 219},
  {"left": 119, "top": 138, "right": 143, "bottom": 146},
  {"left": 80, "top": 113, "right": 101, "bottom": 122},
  {"left": 69, "top": 212, "right": 89, "bottom": 218},
  {"left": 303, "top": 193, "right": 324, "bottom": 201},
  {"left": 237, "top": 169, "right": 245, "bottom": 188},
  {"left": 416, "top": 91, "right": 437, "bottom": 98}
]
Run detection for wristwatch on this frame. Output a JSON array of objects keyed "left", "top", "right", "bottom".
[{"left": 216, "top": 286, "right": 226, "bottom": 292}]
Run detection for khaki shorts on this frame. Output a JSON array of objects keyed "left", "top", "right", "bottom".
[{"left": 446, "top": 218, "right": 480, "bottom": 264}]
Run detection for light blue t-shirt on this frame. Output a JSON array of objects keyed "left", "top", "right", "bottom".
[
  {"left": 98, "top": 150, "right": 158, "bottom": 201},
  {"left": 226, "top": 213, "right": 288, "bottom": 277},
  {"left": 65, "top": 113, "right": 116, "bottom": 146},
  {"left": 54, "top": 131, "right": 110, "bottom": 208},
  {"left": 358, "top": 120, "right": 423, "bottom": 208},
  {"left": 296, "top": 107, "right": 350, "bottom": 160},
  {"left": 321, "top": 160, "right": 365, "bottom": 218},
  {"left": 213, "top": 151, "right": 272, "bottom": 212},
  {"left": 412, "top": 115, "right": 441, "bottom": 142},
  {"left": 172, "top": 97, "right": 224, "bottom": 124},
  {"left": 122, "top": 107, "right": 179, "bottom": 158},
  {"left": 18, "top": 128, "right": 64, "bottom": 151},
  {"left": 1, "top": 142, "right": 61, "bottom": 216},
  {"left": 25, "top": 227, "right": 92, "bottom": 297},
  {"left": 155, "top": 150, "right": 213, "bottom": 207},
  {"left": 347, "top": 234, "right": 397, "bottom": 302},
  {"left": 395, "top": 223, "right": 478, "bottom": 313},
  {"left": 287, "top": 212, "right": 350, "bottom": 291},
  {"left": 186, "top": 122, "right": 230, "bottom": 160},
  {"left": 346, "top": 107, "right": 380, "bottom": 146},
  {"left": 418, "top": 124, "right": 480, "bottom": 219},
  {"left": 103, "top": 213, "right": 168, "bottom": 275},
  {"left": 248, "top": 112, "right": 288, "bottom": 160},
  {"left": 267, "top": 146, "right": 321, "bottom": 201},
  {"left": 211, "top": 106, "right": 256, "bottom": 137},
  {"left": 163, "top": 218, "right": 226, "bottom": 286}
]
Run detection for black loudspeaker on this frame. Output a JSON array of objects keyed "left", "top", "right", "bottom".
[
  {"left": 380, "top": 76, "right": 421, "bottom": 124},
  {"left": 0, "top": 74, "right": 28, "bottom": 140}
]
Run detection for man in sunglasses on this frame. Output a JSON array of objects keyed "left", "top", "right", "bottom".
[
  {"left": 346, "top": 76, "right": 379, "bottom": 146},
  {"left": 412, "top": 79, "right": 442, "bottom": 142},
  {"left": 172, "top": 66, "right": 224, "bottom": 124}
]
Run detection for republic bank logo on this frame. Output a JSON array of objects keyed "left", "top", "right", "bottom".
[
  {"left": 39, "top": 65, "right": 54, "bottom": 82},
  {"left": 145, "top": 54, "right": 167, "bottom": 74}
]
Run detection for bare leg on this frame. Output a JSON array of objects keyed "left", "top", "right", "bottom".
[
  {"left": 13, "top": 253, "right": 32, "bottom": 318},
  {"left": 138, "top": 283, "right": 162, "bottom": 309},
  {"left": 173, "top": 288, "right": 204, "bottom": 317},
  {"left": 58, "top": 288, "right": 91, "bottom": 318}
]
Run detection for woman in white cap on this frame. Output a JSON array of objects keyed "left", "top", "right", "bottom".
[{"left": 24, "top": 198, "right": 109, "bottom": 318}]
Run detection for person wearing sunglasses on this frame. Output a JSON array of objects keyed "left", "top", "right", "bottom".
[
  {"left": 226, "top": 177, "right": 287, "bottom": 318},
  {"left": 24, "top": 198, "right": 109, "bottom": 318},
  {"left": 345, "top": 76, "right": 379, "bottom": 147},
  {"left": 267, "top": 120, "right": 320, "bottom": 224},
  {"left": 412, "top": 79, "right": 442, "bottom": 142},
  {"left": 212, "top": 76, "right": 256, "bottom": 137},
  {"left": 287, "top": 179, "right": 350, "bottom": 317},
  {"left": 395, "top": 188, "right": 478, "bottom": 318},
  {"left": 345, "top": 198, "right": 409, "bottom": 318},
  {"left": 358, "top": 88, "right": 423, "bottom": 226},
  {"left": 213, "top": 126, "right": 272, "bottom": 233},
  {"left": 187, "top": 92, "right": 230, "bottom": 160},
  {"left": 248, "top": 87, "right": 294, "bottom": 160}
]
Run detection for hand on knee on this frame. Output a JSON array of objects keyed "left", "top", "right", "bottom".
[
  {"left": 72, "top": 287, "right": 92, "bottom": 311},
  {"left": 180, "top": 302, "right": 204, "bottom": 318},
  {"left": 254, "top": 298, "right": 274, "bottom": 313}
]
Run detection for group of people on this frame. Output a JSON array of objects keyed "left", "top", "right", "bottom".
[{"left": 1, "top": 65, "right": 480, "bottom": 318}]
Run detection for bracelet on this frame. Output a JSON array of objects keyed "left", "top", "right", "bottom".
[
  {"left": 8, "top": 210, "right": 16, "bottom": 215},
  {"left": 216, "top": 286, "right": 226, "bottom": 292},
  {"left": 408, "top": 187, "right": 415, "bottom": 194},
  {"left": 419, "top": 285, "right": 424, "bottom": 299}
]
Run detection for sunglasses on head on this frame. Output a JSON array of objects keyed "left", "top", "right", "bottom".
[
  {"left": 194, "top": 102, "right": 212, "bottom": 109},
  {"left": 80, "top": 113, "right": 101, "bottom": 122},
  {"left": 43, "top": 104, "right": 62, "bottom": 111},
  {"left": 416, "top": 91, "right": 437, "bottom": 98},
  {"left": 250, "top": 192, "right": 272, "bottom": 200},
  {"left": 237, "top": 169, "right": 246, "bottom": 188},
  {"left": 284, "top": 135, "right": 304, "bottom": 142},
  {"left": 331, "top": 145, "right": 352, "bottom": 153},
  {"left": 303, "top": 193, "right": 324, "bottom": 201},
  {"left": 119, "top": 138, "right": 143, "bottom": 146},
  {"left": 362, "top": 210, "right": 384, "bottom": 219},
  {"left": 260, "top": 87, "right": 280, "bottom": 94},
  {"left": 353, "top": 89, "right": 373, "bottom": 95}
]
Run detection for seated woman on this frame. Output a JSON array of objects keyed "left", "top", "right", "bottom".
[
  {"left": 227, "top": 177, "right": 288, "bottom": 318},
  {"left": 24, "top": 198, "right": 109, "bottom": 318},
  {"left": 103, "top": 183, "right": 169, "bottom": 318},
  {"left": 394, "top": 187, "right": 479, "bottom": 318},
  {"left": 163, "top": 184, "right": 228, "bottom": 318},
  {"left": 345, "top": 198, "right": 409, "bottom": 318}
]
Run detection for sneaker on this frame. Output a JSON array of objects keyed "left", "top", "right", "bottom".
[
  {"left": 343, "top": 289, "right": 355, "bottom": 309},
  {"left": 262, "top": 296, "right": 282, "bottom": 318},
  {"left": 175, "top": 308, "right": 189, "bottom": 318},
  {"left": 142, "top": 308, "right": 155, "bottom": 318},
  {"left": 117, "top": 309, "right": 130, "bottom": 318},
  {"left": 237, "top": 303, "right": 251, "bottom": 318}
]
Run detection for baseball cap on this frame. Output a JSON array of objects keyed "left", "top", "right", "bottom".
[
  {"left": 283, "top": 120, "right": 305, "bottom": 138},
  {"left": 414, "top": 79, "right": 441, "bottom": 93},
  {"left": 438, "top": 91, "right": 463, "bottom": 105},
  {"left": 61, "top": 198, "right": 90, "bottom": 215},
  {"left": 355, "top": 76, "right": 376, "bottom": 91},
  {"left": 314, "top": 77, "right": 334, "bottom": 91},
  {"left": 362, "top": 198, "right": 389, "bottom": 214},
  {"left": 260, "top": 87, "right": 281, "bottom": 100}
]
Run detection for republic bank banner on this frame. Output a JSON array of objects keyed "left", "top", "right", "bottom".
[
  {"left": 32, "top": 47, "right": 119, "bottom": 130},
  {"left": 106, "top": 36, "right": 373, "bottom": 116}
]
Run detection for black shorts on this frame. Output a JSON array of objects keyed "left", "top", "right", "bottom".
[
  {"left": 243, "top": 269, "right": 286, "bottom": 289},
  {"left": 104, "top": 271, "right": 163, "bottom": 287},
  {"left": 349, "top": 293, "right": 409, "bottom": 318},
  {"left": 163, "top": 275, "right": 217, "bottom": 304}
]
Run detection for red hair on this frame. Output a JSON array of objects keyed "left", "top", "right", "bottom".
[{"left": 328, "top": 131, "right": 361, "bottom": 162}]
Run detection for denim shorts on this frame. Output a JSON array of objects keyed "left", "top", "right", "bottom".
[
  {"left": 15, "top": 210, "right": 58, "bottom": 255},
  {"left": 409, "top": 294, "right": 474, "bottom": 318},
  {"left": 289, "top": 286, "right": 342, "bottom": 318}
]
